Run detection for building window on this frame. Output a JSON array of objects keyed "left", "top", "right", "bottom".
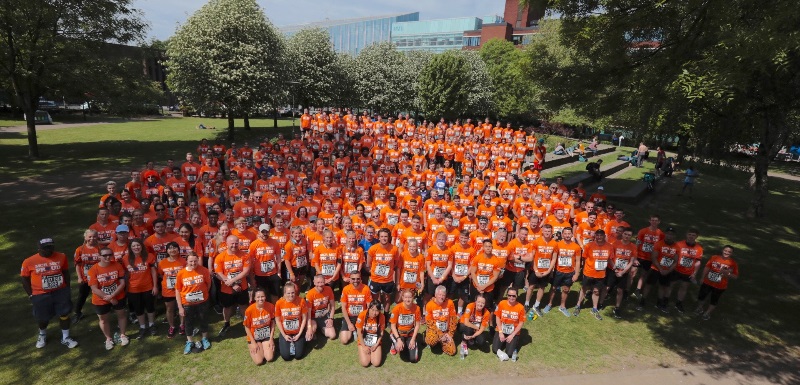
[
  {"left": 465, "top": 36, "right": 480, "bottom": 47},
  {"left": 512, "top": 35, "right": 523, "bottom": 45}
]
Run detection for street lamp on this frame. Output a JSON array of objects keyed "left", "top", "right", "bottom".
[{"left": 287, "top": 81, "right": 299, "bottom": 134}]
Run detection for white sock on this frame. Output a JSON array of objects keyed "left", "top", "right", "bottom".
[
  {"left": 61, "top": 329, "right": 69, "bottom": 339},
  {"left": 39, "top": 329, "right": 47, "bottom": 336},
  {"left": 524, "top": 301, "right": 530, "bottom": 306},
  {"left": 534, "top": 301, "right": 540, "bottom": 308},
  {"left": 457, "top": 306, "right": 463, "bottom": 314}
]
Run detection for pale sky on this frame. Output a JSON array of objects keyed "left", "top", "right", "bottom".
[{"left": 135, "top": 0, "right": 506, "bottom": 40}]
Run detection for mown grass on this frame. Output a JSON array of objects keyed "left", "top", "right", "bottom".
[
  {"left": 542, "top": 151, "right": 623, "bottom": 181},
  {"left": 0, "top": 119, "right": 799, "bottom": 385}
]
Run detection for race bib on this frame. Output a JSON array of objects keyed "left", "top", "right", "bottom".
[
  {"left": 41, "top": 274, "right": 64, "bottom": 291},
  {"left": 187, "top": 175, "right": 197, "bottom": 182},
  {"left": 315, "top": 309, "right": 328, "bottom": 319},
  {"left": 344, "top": 262, "right": 358, "bottom": 274},
  {"left": 101, "top": 283, "right": 117, "bottom": 296},
  {"left": 349, "top": 304, "right": 363, "bottom": 316},
  {"left": 403, "top": 271, "right": 417, "bottom": 283},
  {"left": 537, "top": 258, "right": 551, "bottom": 269},
  {"left": 708, "top": 271, "right": 722, "bottom": 283},
  {"left": 454, "top": 264, "right": 469, "bottom": 276},
  {"left": 166, "top": 276, "right": 176, "bottom": 289},
  {"left": 283, "top": 319, "right": 299, "bottom": 331},
  {"left": 387, "top": 217, "right": 398, "bottom": 226},
  {"left": 321, "top": 264, "right": 336, "bottom": 276},
  {"left": 594, "top": 260, "right": 608, "bottom": 270},
  {"left": 433, "top": 267, "right": 446, "bottom": 279},
  {"left": 364, "top": 333, "right": 378, "bottom": 347},
  {"left": 615, "top": 259, "right": 628, "bottom": 270},
  {"left": 296, "top": 255, "right": 308, "bottom": 268},
  {"left": 375, "top": 264, "right": 390, "bottom": 277},
  {"left": 83, "top": 264, "right": 92, "bottom": 278},
  {"left": 501, "top": 323, "right": 514, "bottom": 334},
  {"left": 660, "top": 257, "right": 674, "bottom": 267},
  {"left": 244, "top": 180, "right": 252, "bottom": 186},
  {"left": 156, "top": 253, "right": 167, "bottom": 262},
  {"left": 254, "top": 326, "right": 271, "bottom": 340},
  {"left": 398, "top": 314, "right": 414, "bottom": 326},
  {"left": 477, "top": 275, "right": 489, "bottom": 286},
  {"left": 228, "top": 272, "right": 241, "bottom": 285},
  {"left": 436, "top": 321, "right": 448, "bottom": 332},
  {"left": 679, "top": 257, "right": 694, "bottom": 268},
  {"left": 186, "top": 291, "right": 204, "bottom": 303},
  {"left": 642, "top": 243, "right": 654, "bottom": 253},
  {"left": 260, "top": 260, "right": 275, "bottom": 273},
  {"left": 558, "top": 256, "right": 572, "bottom": 267}
]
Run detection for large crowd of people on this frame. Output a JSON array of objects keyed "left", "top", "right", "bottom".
[{"left": 21, "top": 109, "right": 739, "bottom": 366}]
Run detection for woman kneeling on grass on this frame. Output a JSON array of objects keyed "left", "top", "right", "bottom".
[
  {"left": 356, "top": 300, "right": 386, "bottom": 367},
  {"left": 243, "top": 287, "right": 276, "bottom": 364}
]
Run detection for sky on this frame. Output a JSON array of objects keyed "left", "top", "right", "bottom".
[{"left": 134, "top": 0, "right": 506, "bottom": 40}]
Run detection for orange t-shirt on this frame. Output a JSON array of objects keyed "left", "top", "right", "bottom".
[
  {"left": 450, "top": 243, "right": 475, "bottom": 279},
  {"left": 425, "top": 299, "right": 456, "bottom": 333},
  {"left": 582, "top": 241, "right": 614, "bottom": 279},
  {"left": 214, "top": 250, "right": 251, "bottom": 294},
  {"left": 340, "top": 246, "right": 365, "bottom": 276},
  {"left": 494, "top": 300, "right": 525, "bottom": 334},
  {"left": 124, "top": 254, "right": 156, "bottom": 293},
  {"left": 248, "top": 238, "right": 281, "bottom": 277},
  {"left": 157, "top": 257, "right": 186, "bottom": 297},
  {"left": 555, "top": 240, "right": 582, "bottom": 274},
  {"left": 283, "top": 239, "right": 310, "bottom": 270},
  {"left": 674, "top": 241, "right": 704, "bottom": 276},
  {"left": 425, "top": 244, "right": 453, "bottom": 281},
  {"left": 20, "top": 252, "right": 69, "bottom": 295},
  {"left": 470, "top": 254, "right": 503, "bottom": 292},
  {"left": 88, "top": 262, "right": 126, "bottom": 305},
  {"left": 74, "top": 244, "right": 100, "bottom": 283},
  {"left": 243, "top": 302, "right": 275, "bottom": 341},
  {"left": 506, "top": 238, "right": 531, "bottom": 273},
  {"left": 390, "top": 303, "right": 421, "bottom": 336},
  {"left": 341, "top": 283, "right": 372, "bottom": 318},
  {"left": 702, "top": 255, "right": 738, "bottom": 290},
  {"left": 650, "top": 240, "right": 680, "bottom": 271},
  {"left": 275, "top": 297, "right": 306, "bottom": 336},
  {"left": 356, "top": 311, "right": 385, "bottom": 345},
  {"left": 367, "top": 243, "right": 399, "bottom": 284},
  {"left": 460, "top": 302, "right": 490, "bottom": 329},
  {"left": 636, "top": 227, "right": 665, "bottom": 259},
  {"left": 305, "top": 285, "right": 335, "bottom": 319},
  {"left": 530, "top": 237, "right": 558, "bottom": 273},
  {"left": 175, "top": 266, "right": 211, "bottom": 305},
  {"left": 611, "top": 242, "right": 637, "bottom": 273},
  {"left": 398, "top": 251, "right": 426, "bottom": 290},
  {"left": 313, "top": 244, "right": 341, "bottom": 281}
]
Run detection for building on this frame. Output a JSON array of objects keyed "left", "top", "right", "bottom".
[
  {"left": 463, "top": 0, "right": 546, "bottom": 50},
  {"left": 391, "top": 16, "right": 501, "bottom": 53},
  {"left": 280, "top": 13, "right": 419, "bottom": 55}
]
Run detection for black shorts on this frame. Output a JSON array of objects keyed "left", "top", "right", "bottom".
[
  {"left": 605, "top": 272, "right": 629, "bottom": 290},
  {"left": 254, "top": 275, "right": 282, "bottom": 298},
  {"left": 30, "top": 287, "right": 73, "bottom": 323},
  {"left": 426, "top": 276, "right": 451, "bottom": 296},
  {"left": 368, "top": 280, "right": 395, "bottom": 295},
  {"left": 527, "top": 272, "right": 552, "bottom": 288},
  {"left": 128, "top": 291, "right": 156, "bottom": 315},
  {"left": 162, "top": 296, "right": 176, "bottom": 303},
  {"left": 636, "top": 258, "right": 652, "bottom": 271},
  {"left": 450, "top": 278, "right": 471, "bottom": 302},
  {"left": 220, "top": 290, "right": 250, "bottom": 307},
  {"left": 581, "top": 276, "right": 605, "bottom": 290},
  {"left": 674, "top": 272, "right": 692, "bottom": 283},
  {"left": 646, "top": 269, "right": 676, "bottom": 287},
  {"left": 551, "top": 271, "right": 575, "bottom": 288},
  {"left": 502, "top": 270, "right": 527, "bottom": 290},
  {"left": 95, "top": 297, "right": 127, "bottom": 315}
]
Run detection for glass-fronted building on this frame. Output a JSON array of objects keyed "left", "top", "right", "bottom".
[
  {"left": 391, "top": 15, "right": 503, "bottom": 53},
  {"left": 280, "top": 13, "right": 419, "bottom": 55}
]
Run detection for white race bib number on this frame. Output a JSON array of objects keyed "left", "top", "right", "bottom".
[
  {"left": 296, "top": 255, "right": 308, "bottom": 268},
  {"left": 321, "top": 264, "right": 336, "bottom": 276},
  {"left": 679, "top": 257, "right": 694, "bottom": 268},
  {"left": 387, "top": 217, "right": 398, "bottom": 226},
  {"left": 513, "top": 260, "right": 526, "bottom": 269},
  {"left": 186, "top": 291, "right": 205, "bottom": 303},
  {"left": 364, "top": 333, "right": 378, "bottom": 347},
  {"left": 433, "top": 267, "right": 446, "bottom": 279},
  {"left": 344, "top": 262, "right": 358, "bottom": 274},
  {"left": 349, "top": 305, "right": 363, "bottom": 316},
  {"left": 315, "top": 309, "right": 328, "bottom": 318},
  {"left": 536, "top": 258, "right": 551, "bottom": 269},
  {"left": 254, "top": 326, "right": 271, "bottom": 340},
  {"left": 558, "top": 256, "right": 572, "bottom": 267},
  {"left": 227, "top": 272, "right": 241, "bottom": 285},
  {"left": 403, "top": 271, "right": 417, "bottom": 283},
  {"left": 166, "top": 276, "right": 176, "bottom": 289},
  {"left": 615, "top": 259, "right": 628, "bottom": 270},
  {"left": 477, "top": 275, "right": 489, "bottom": 286},
  {"left": 41, "top": 274, "right": 64, "bottom": 291},
  {"left": 101, "top": 283, "right": 117, "bottom": 296},
  {"left": 501, "top": 323, "right": 514, "bottom": 334},
  {"left": 375, "top": 264, "right": 390, "bottom": 277},
  {"left": 83, "top": 264, "right": 92, "bottom": 278},
  {"left": 398, "top": 314, "right": 414, "bottom": 326},
  {"left": 436, "top": 321, "right": 448, "bottom": 332},
  {"left": 708, "top": 272, "right": 722, "bottom": 283},
  {"left": 594, "top": 260, "right": 608, "bottom": 270},
  {"left": 283, "top": 319, "right": 299, "bottom": 331},
  {"left": 454, "top": 264, "right": 468, "bottom": 276},
  {"left": 660, "top": 257, "right": 674, "bottom": 267},
  {"left": 642, "top": 243, "right": 654, "bottom": 253},
  {"left": 260, "top": 260, "right": 275, "bottom": 273}
]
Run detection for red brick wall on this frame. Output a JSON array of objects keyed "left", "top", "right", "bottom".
[{"left": 481, "top": 24, "right": 512, "bottom": 46}]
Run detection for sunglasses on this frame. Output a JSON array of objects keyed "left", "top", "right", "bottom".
[
  {"left": 507, "top": 294, "right": 517, "bottom": 298},
  {"left": 100, "top": 254, "right": 113, "bottom": 257}
]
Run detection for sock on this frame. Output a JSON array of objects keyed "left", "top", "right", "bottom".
[
  {"left": 39, "top": 329, "right": 47, "bottom": 336},
  {"left": 524, "top": 301, "right": 530, "bottom": 307},
  {"left": 61, "top": 329, "right": 69, "bottom": 339},
  {"left": 533, "top": 301, "right": 540, "bottom": 308},
  {"left": 149, "top": 322, "right": 155, "bottom": 327},
  {"left": 457, "top": 306, "right": 463, "bottom": 314},
  {"left": 140, "top": 325, "right": 146, "bottom": 330}
]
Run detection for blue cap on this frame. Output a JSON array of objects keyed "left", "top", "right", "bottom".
[{"left": 115, "top": 224, "right": 130, "bottom": 233}]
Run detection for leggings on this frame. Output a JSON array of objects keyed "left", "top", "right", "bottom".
[
  {"left": 492, "top": 333, "right": 520, "bottom": 356},
  {"left": 278, "top": 334, "right": 306, "bottom": 361},
  {"left": 697, "top": 284, "right": 725, "bottom": 306},
  {"left": 458, "top": 324, "right": 486, "bottom": 347},
  {"left": 75, "top": 282, "right": 91, "bottom": 315}
]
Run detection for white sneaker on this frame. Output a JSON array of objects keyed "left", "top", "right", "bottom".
[
  {"left": 61, "top": 337, "right": 78, "bottom": 349},
  {"left": 105, "top": 340, "right": 114, "bottom": 351},
  {"left": 497, "top": 349, "right": 509, "bottom": 361},
  {"left": 36, "top": 334, "right": 46, "bottom": 349},
  {"left": 118, "top": 334, "right": 129, "bottom": 346}
]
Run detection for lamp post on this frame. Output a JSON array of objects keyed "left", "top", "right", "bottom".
[{"left": 287, "top": 81, "right": 299, "bottom": 134}]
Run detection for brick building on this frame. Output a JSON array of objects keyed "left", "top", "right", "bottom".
[{"left": 463, "top": 0, "right": 546, "bottom": 49}]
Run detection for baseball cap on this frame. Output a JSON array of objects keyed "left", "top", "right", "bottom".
[
  {"left": 242, "top": 188, "right": 251, "bottom": 194},
  {"left": 665, "top": 227, "right": 676, "bottom": 233},
  {"left": 258, "top": 224, "right": 270, "bottom": 232},
  {"left": 306, "top": 188, "right": 314, "bottom": 194},
  {"left": 465, "top": 205, "right": 475, "bottom": 210},
  {"left": 39, "top": 238, "right": 55, "bottom": 247},
  {"left": 597, "top": 186, "right": 604, "bottom": 190},
  {"left": 115, "top": 225, "right": 130, "bottom": 233},
  {"left": 309, "top": 216, "right": 318, "bottom": 223}
]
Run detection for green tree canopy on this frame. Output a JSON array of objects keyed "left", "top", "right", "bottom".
[
  {"left": 417, "top": 51, "right": 471, "bottom": 120},
  {"left": 353, "top": 42, "right": 410, "bottom": 115},
  {"left": 286, "top": 28, "right": 338, "bottom": 109}
]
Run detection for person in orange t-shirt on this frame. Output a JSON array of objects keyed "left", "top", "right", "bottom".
[
  {"left": 449, "top": 230, "right": 475, "bottom": 313},
  {"left": 696, "top": 245, "right": 738, "bottom": 320},
  {"left": 544, "top": 227, "right": 582, "bottom": 316},
  {"left": 243, "top": 287, "right": 275, "bottom": 364},
  {"left": 123, "top": 238, "right": 158, "bottom": 338},
  {"left": 305, "top": 275, "right": 336, "bottom": 341},
  {"left": 274, "top": 282, "right": 308, "bottom": 361},
  {"left": 157, "top": 242, "right": 186, "bottom": 337},
  {"left": 88, "top": 248, "right": 128, "bottom": 349},
  {"left": 214, "top": 235, "right": 251, "bottom": 337},
  {"left": 424, "top": 285, "right": 458, "bottom": 356},
  {"left": 73, "top": 229, "right": 101, "bottom": 322},
  {"left": 425, "top": 232, "right": 453, "bottom": 303},
  {"left": 312, "top": 230, "right": 341, "bottom": 286},
  {"left": 671, "top": 228, "right": 704, "bottom": 313},
  {"left": 576, "top": 230, "right": 614, "bottom": 319},
  {"left": 493, "top": 287, "right": 526, "bottom": 360},
  {"left": 606, "top": 228, "right": 636, "bottom": 319},
  {"left": 355, "top": 300, "right": 386, "bottom": 367},
  {"left": 523, "top": 224, "right": 558, "bottom": 315},
  {"left": 175, "top": 253, "right": 212, "bottom": 353},
  {"left": 397, "top": 239, "right": 426, "bottom": 300},
  {"left": 459, "top": 294, "right": 490, "bottom": 351},
  {"left": 339, "top": 271, "right": 373, "bottom": 344},
  {"left": 389, "top": 288, "right": 422, "bottom": 362},
  {"left": 367, "top": 228, "right": 400, "bottom": 312}
]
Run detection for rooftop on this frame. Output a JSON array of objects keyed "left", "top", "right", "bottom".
[{"left": 280, "top": 12, "right": 419, "bottom": 33}]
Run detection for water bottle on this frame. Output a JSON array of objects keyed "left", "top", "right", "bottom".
[
  {"left": 511, "top": 349, "right": 518, "bottom": 362},
  {"left": 289, "top": 341, "right": 296, "bottom": 356},
  {"left": 113, "top": 331, "right": 120, "bottom": 344},
  {"left": 460, "top": 342, "right": 466, "bottom": 360}
]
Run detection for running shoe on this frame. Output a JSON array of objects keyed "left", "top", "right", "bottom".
[
  {"left": 61, "top": 337, "right": 78, "bottom": 349},
  {"left": 201, "top": 337, "right": 211, "bottom": 350},
  {"left": 674, "top": 302, "right": 685, "bottom": 313},
  {"left": 149, "top": 325, "right": 157, "bottom": 336},
  {"left": 105, "top": 340, "right": 114, "bottom": 351},
  {"left": 36, "top": 334, "right": 46, "bottom": 349},
  {"left": 179, "top": 324, "right": 186, "bottom": 335},
  {"left": 183, "top": 341, "right": 193, "bottom": 355},
  {"left": 572, "top": 307, "right": 581, "bottom": 317},
  {"left": 702, "top": 313, "right": 711, "bottom": 321},
  {"left": 591, "top": 308, "right": 603, "bottom": 321},
  {"left": 558, "top": 307, "right": 571, "bottom": 318},
  {"left": 694, "top": 306, "right": 704, "bottom": 316},
  {"left": 542, "top": 304, "right": 552, "bottom": 314},
  {"left": 167, "top": 326, "right": 177, "bottom": 339},
  {"left": 612, "top": 308, "right": 622, "bottom": 319},
  {"left": 532, "top": 307, "right": 543, "bottom": 318},
  {"left": 71, "top": 313, "right": 84, "bottom": 325},
  {"left": 136, "top": 328, "right": 147, "bottom": 340},
  {"left": 218, "top": 323, "right": 230, "bottom": 337},
  {"left": 119, "top": 334, "right": 129, "bottom": 346}
]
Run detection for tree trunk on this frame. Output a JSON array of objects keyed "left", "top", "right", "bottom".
[
  {"left": 244, "top": 114, "right": 250, "bottom": 130},
  {"left": 747, "top": 115, "right": 784, "bottom": 218},
  {"left": 23, "top": 96, "right": 39, "bottom": 158},
  {"left": 273, "top": 108, "right": 278, "bottom": 128},
  {"left": 227, "top": 115, "right": 235, "bottom": 141}
]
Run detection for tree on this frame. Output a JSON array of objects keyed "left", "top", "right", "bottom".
[
  {"left": 0, "top": 0, "right": 147, "bottom": 157},
  {"left": 480, "top": 38, "right": 537, "bottom": 121},
  {"left": 330, "top": 53, "right": 360, "bottom": 109},
  {"left": 403, "top": 50, "right": 435, "bottom": 114},
  {"left": 353, "top": 42, "right": 409, "bottom": 115},
  {"left": 417, "top": 51, "right": 471, "bottom": 120},
  {"left": 286, "top": 28, "right": 338, "bottom": 109},
  {"left": 456, "top": 50, "right": 494, "bottom": 118},
  {"left": 166, "top": 0, "right": 285, "bottom": 140}
]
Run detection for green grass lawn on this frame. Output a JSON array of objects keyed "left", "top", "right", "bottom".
[
  {"left": 542, "top": 151, "right": 622, "bottom": 181},
  {"left": 1, "top": 120, "right": 799, "bottom": 385},
  {"left": 598, "top": 163, "right": 658, "bottom": 194}
]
